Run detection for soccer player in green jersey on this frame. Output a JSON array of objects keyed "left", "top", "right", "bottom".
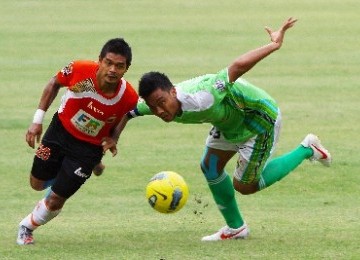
[{"left": 118, "top": 17, "right": 331, "bottom": 241}]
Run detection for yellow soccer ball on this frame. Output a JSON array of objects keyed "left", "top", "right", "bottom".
[{"left": 146, "top": 171, "right": 189, "bottom": 213}]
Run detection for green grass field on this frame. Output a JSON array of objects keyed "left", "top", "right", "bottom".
[{"left": 1, "top": 0, "right": 359, "bottom": 259}]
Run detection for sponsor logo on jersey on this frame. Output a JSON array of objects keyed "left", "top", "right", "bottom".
[
  {"left": 71, "top": 110, "right": 105, "bottom": 136},
  {"left": 87, "top": 101, "right": 104, "bottom": 115},
  {"left": 61, "top": 62, "right": 74, "bottom": 76},
  {"left": 214, "top": 80, "right": 226, "bottom": 92}
]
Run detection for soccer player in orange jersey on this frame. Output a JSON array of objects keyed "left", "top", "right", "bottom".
[{"left": 17, "top": 38, "right": 138, "bottom": 245}]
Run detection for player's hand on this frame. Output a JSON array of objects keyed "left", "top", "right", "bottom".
[
  {"left": 26, "top": 123, "right": 43, "bottom": 148},
  {"left": 101, "top": 137, "right": 118, "bottom": 157},
  {"left": 265, "top": 17, "right": 297, "bottom": 49}
]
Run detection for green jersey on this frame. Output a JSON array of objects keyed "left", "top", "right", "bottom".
[{"left": 131, "top": 68, "right": 278, "bottom": 143}]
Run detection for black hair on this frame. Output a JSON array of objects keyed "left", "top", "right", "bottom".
[
  {"left": 138, "top": 71, "right": 173, "bottom": 98},
  {"left": 99, "top": 38, "right": 132, "bottom": 68}
]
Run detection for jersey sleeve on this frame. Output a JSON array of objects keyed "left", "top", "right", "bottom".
[
  {"left": 216, "top": 68, "right": 232, "bottom": 88},
  {"left": 126, "top": 99, "right": 153, "bottom": 119},
  {"left": 56, "top": 60, "right": 96, "bottom": 87},
  {"left": 205, "top": 68, "right": 232, "bottom": 103},
  {"left": 56, "top": 61, "right": 75, "bottom": 86}
]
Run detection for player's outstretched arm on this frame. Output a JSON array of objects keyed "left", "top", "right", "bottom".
[
  {"left": 228, "top": 17, "right": 297, "bottom": 83},
  {"left": 26, "top": 76, "right": 62, "bottom": 148}
]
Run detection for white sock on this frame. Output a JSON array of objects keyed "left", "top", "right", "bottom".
[{"left": 19, "top": 198, "right": 61, "bottom": 230}]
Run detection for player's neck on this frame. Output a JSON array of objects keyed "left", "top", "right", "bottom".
[{"left": 99, "top": 82, "right": 118, "bottom": 97}]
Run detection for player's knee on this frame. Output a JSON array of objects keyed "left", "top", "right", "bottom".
[
  {"left": 200, "top": 159, "right": 206, "bottom": 174},
  {"left": 30, "top": 175, "right": 46, "bottom": 191},
  {"left": 200, "top": 154, "right": 223, "bottom": 181},
  {"left": 233, "top": 180, "right": 258, "bottom": 195},
  {"left": 45, "top": 193, "right": 66, "bottom": 211},
  {"left": 200, "top": 160, "right": 216, "bottom": 181},
  {"left": 200, "top": 162, "right": 209, "bottom": 180}
]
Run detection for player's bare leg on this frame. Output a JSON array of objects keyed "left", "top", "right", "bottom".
[{"left": 233, "top": 181, "right": 258, "bottom": 195}]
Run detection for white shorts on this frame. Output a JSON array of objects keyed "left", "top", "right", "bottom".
[{"left": 205, "top": 111, "right": 282, "bottom": 183}]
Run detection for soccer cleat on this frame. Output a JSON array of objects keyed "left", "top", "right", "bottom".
[
  {"left": 17, "top": 225, "right": 34, "bottom": 245},
  {"left": 93, "top": 162, "right": 105, "bottom": 176},
  {"left": 301, "top": 133, "right": 331, "bottom": 167},
  {"left": 201, "top": 224, "right": 249, "bottom": 241}
]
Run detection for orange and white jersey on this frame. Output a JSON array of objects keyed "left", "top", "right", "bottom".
[{"left": 56, "top": 60, "right": 138, "bottom": 145}]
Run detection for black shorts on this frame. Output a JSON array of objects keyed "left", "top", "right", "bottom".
[{"left": 31, "top": 113, "right": 103, "bottom": 198}]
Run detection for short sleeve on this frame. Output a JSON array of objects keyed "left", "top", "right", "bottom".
[{"left": 56, "top": 61, "right": 75, "bottom": 86}]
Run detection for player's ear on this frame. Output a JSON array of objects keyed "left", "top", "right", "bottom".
[{"left": 170, "top": 87, "right": 177, "bottom": 98}]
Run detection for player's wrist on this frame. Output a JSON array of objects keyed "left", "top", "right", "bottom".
[
  {"left": 268, "top": 41, "right": 281, "bottom": 51},
  {"left": 32, "top": 109, "right": 46, "bottom": 124}
]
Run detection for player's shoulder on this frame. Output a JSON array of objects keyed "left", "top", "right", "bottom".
[
  {"left": 123, "top": 79, "right": 136, "bottom": 93},
  {"left": 122, "top": 79, "right": 139, "bottom": 101},
  {"left": 59, "top": 60, "right": 97, "bottom": 75},
  {"left": 71, "top": 60, "right": 98, "bottom": 70}
]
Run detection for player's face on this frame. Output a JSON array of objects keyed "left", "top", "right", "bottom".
[
  {"left": 97, "top": 52, "right": 128, "bottom": 87},
  {"left": 145, "top": 87, "right": 181, "bottom": 122}
]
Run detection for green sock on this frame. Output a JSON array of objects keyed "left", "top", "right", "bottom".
[
  {"left": 207, "top": 172, "right": 244, "bottom": 228},
  {"left": 258, "top": 145, "right": 313, "bottom": 190}
]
